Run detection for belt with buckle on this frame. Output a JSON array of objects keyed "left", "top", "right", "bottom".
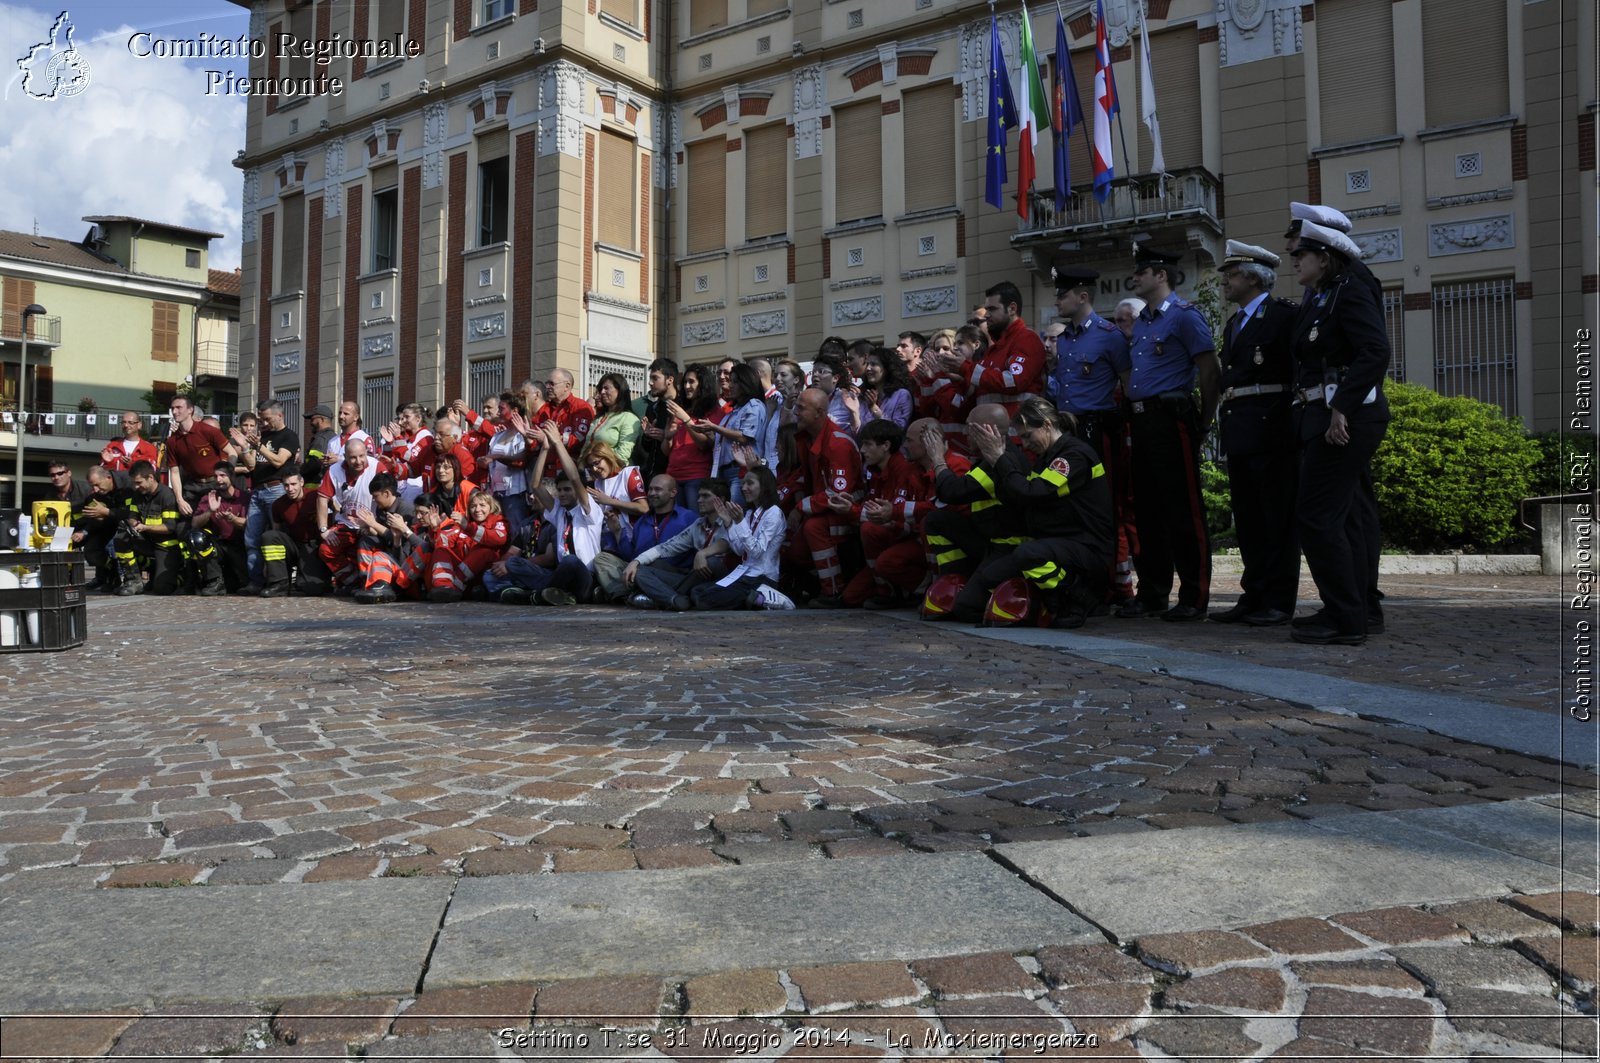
[{"left": 1221, "top": 384, "right": 1287, "bottom": 403}]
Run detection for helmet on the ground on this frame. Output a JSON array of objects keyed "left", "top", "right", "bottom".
[
  {"left": 920, "top": 573, "right": 967, "bottom": 620},
  {"left": 983, "top": 577, "right": 1034, "bottom": 627}
]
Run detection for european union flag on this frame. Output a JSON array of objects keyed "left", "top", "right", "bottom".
[{"left": 985, "top": 13, "right": 1019, "bottom": 211}]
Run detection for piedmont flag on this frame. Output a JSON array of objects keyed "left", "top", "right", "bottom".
[
  {"left": 1136, "top": 0, "right": 1166, "bottom": 194},
  {"left": 1091, "top": 0, "right": 1119, "bottom": 203},
  {"left": 984, "top": 13, "right": 1019, "bottom": 210},
  {"left": 1015, "top": 4, "right": 1051, "bottom": 219},
  {"left": 1052, "top": 10, "right": 1085, "bottom": 215}
]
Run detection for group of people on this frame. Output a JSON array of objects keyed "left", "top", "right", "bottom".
[{"left": 50, "top": 199, "right": 1388, "bottom": 639}]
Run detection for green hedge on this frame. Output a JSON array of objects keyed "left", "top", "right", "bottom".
[{"left": 1370, "top": 382, "right": 1539, "bottom": 550}]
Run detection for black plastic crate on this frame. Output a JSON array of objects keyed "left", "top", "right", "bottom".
[{"left": 0, "top": 551, "right": 88, "bottom": 652}]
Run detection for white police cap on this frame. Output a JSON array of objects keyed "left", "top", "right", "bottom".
[
  {"left": 1289, "top": 201, "right": 1354, "bottom": 234},
  {"left": 1295, "top": 220, "right": 1363, "bottom": 260},
  {"left": 1221, "top": 240, "right": 1280, "bottom": 269}
]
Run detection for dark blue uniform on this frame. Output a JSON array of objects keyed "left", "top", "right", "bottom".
[
  {"left": 1217, "top": 294, "right": 1301, "bottom": 618},
  {"left": 1125, "top": 296, "right": 1215, "bottom": 615},
  {"left": 1291, "top": 270, "right": 1392, "bottom": 640}
]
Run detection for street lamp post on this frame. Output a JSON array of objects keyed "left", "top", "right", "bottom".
[{"left": 14, "top": 303, "right": 46, "bottom": 508}]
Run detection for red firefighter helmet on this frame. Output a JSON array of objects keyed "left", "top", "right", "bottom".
[
  {"left": 983, "top": 577, "right": 1035, "bottom": 627},
  {"left": 920, "top": 573, "right": 968, "bottom": 620}
]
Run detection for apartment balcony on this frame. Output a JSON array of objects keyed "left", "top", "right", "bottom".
[
  {"left": 1011, "top": 167, "right": 1226, "bottom": 273},
  {"left": 0, "top": 316, "right": 63, "bottom": 348},
  {"left": 195, "top": 339, "right": 239, "bottom": 382}
]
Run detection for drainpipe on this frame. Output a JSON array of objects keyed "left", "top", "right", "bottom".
[{"left": 655, "top": 0, "right": 675, "bottom": 360}]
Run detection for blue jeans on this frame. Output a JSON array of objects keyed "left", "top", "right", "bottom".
[
  {"left": 484, "top": 554, "right": 592, "bottom": 600},
  {"left": 496, "top": 491, "right": 532, "bottom": 543},
  {"left": 245, "top": 483, "right": 286, "bottom": 586},
  {"left": 676, "top": 478, "right": 703, "bottom": 512}
]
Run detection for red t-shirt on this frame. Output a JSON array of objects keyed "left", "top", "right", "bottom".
[
  {"left": 164, "top": 421, "right": 231, "bottom": 481},
  {"left": 664, "top": 408, "right": 720, "bottom": 482}
]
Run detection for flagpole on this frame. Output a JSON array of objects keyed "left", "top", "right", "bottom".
[{"left": 1054, "top": 0, "right": 1099, "bottom": 205}]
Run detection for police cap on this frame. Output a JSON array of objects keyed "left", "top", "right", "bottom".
[{"left": 1220, "top": 240, "right": 1281, "bottom": 270}]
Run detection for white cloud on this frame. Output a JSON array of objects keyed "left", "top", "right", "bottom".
[{"left": 0, "top": 3, "right": 247, "bottom": 269}]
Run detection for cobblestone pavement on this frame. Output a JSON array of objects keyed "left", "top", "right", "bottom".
[
  {"left": 0, "top": 578, "right": 1594, "bottom": 1059},
  {"left": 1, "top": 890, "right": 1595, "bottom": 1059},
  {"left": 1107, "top": 573, "right": 1566, "bottom": 716}
]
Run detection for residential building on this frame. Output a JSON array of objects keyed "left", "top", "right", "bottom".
[
  {"left": 231, "top": 0, "right": 1594, "bottom": 430},
  {"left": 0, "top": 218, "right": 239, "bottom": 501}
]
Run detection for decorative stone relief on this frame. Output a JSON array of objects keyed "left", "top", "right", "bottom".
[
  {"left": 831, "top": 295, "right": 884, "bottom": 327},
  {"left": 961, "top": 13, "right": 1020, "bottom": 121},
  {"left": 681, "top": 299, "right": 726, "bottom": 315},
  {"left": 722, "top": 86, "right": 743, "bottom": 125},
  {"left": 740, "top": 310, "right": 788, "bottom": 338},
  {"left": 877, "top": 43, "right": 899, "bottom": 85},
  {"left": 241, "top": 168, "right": 259, "bottom": 243},
  {"left": 740, "top": 291, "right": 789, "bottom": 305},
  {"left": 682, "top": 318, "right": 727, "bottom": 346},
  {"left": 323, "top": 140, "right": 345, "bottom": 217},
  {"left": 469, "top": 312, "right": 507, "bottom": 340},
  {"left": 273, "top": 352, "right": 301, "bottom": 374},
  {"left": 539, "top": 61, "right": 587, "bottom": 159},
  {"left": 654, "top": 107, "right": 681, "bottom": 188},
  {"left": 903, "top": 263, "right": 959, "bottom": 280},
  {"left": 1428, "top": 215, "right": 1514, "bottom": 257},
  {"left": 1217, "top": 0, "right": 1303, "bottom": 67},
  {"left": 1351, "top": 228, "right": 1402, "bottom": 264},
  {"left": 362, "top": 333, "right": 395, "bottom": 359},
  {"left": 421, "top": 102, "right": 447, "bottom": 189},
  {"left": 360, "top": 315, "right": 395, "bottom": 328},
  {"left": 793, "top": 65, "right": 825, "bottom": 160},
  {"left": 903, "top": 285, "right": 958, "bottom": 318},
  {"left": 466, "top": 294, "right": 507, "bottom": 308}
]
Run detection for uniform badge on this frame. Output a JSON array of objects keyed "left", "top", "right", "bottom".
[
  {"left": 832, "top": 475, "right": 847, "bottom": 491},
  {"left": 1253, "top": 348, "right": 1263, "bottom": 366},
  {"left": 1154, "top": 342, "right": 1165, "bottom": 357},
  {"left": 1009, "top": 360, "right": 1026, "bottom": 375},
  {"left": 1080, "top": 362, "right": 1092, "bottom": 376},
  {"left": 1049, "top": 456, "right": 1071, "bottom": 478},
  {"left": 1308, "top": 327, "right": 1319, "bottom": 343}
]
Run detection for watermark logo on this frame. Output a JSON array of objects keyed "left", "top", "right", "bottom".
[{"left": 17, "top": 10, "right": 92, "bottom": 100}]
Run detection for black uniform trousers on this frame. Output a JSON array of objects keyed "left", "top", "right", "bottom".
[
  {"left": 260, "top": 531, "right": 331, "bottom": 596},
  {"left": 1296, "top": 417, "right": 1387, "bottom": 636},
  {"left": 1129, "top": 402, "right": 1212, "bottom": 610},
  {"left": 1221, "top": 400, "right": 1300, "bottom": 614}
]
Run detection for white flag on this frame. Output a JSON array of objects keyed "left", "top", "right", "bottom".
[
  {"left": 148, "top": 415, "right": 159, "bottom": 426},
  {"left": 86, "top": 413, "right": 98, "bottom": 426},
  {"left": 66, "top": 414, "right": 77, "bottom": 425},
  {"left": 43, "top": 413, "right": 56, "bottom": 426},
  {"left": 1137, "top": 1, "right": 1165, "bottom": 194},
  {"left": 2, "top": 411, "right": 11, "bottom": 424}
]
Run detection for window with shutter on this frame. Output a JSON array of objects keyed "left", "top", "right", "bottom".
[
  {"left": 1421, "top": 0, "right": 1507, "bottom": 127},
  {"left": 1136, "top": 28, "right": 1200, "bottom": 171},
  {"left": 375, "top": 0, "right": 405, "bottom": 42},
  {"left": 747, "top": 0, "right": 785, "bottom": 15},
  {"left": 479, "top": 157, "right": 510, "bottom": 245},
  {"left": 1317, "top": 0, "right": 1395, "bottom": 145},
  {"left": 685, "top": 138, "right": 727, "bottom": 253},
  {"left": 690, "top": 0, "right": 727, "bottom": 34},
  {"left": 902, "top": 85, "right": 955, "bottom": 212},
  {"left": 279, "top": 193, "right": 305, "bottom": 292},
  {"left": 744, "top": 123, "right": 788, "bottom": 239},
  {"left": 598, "top": 130, "right": 637, "bottom": 249},
  {"left": 601, "top": 0, "right": 635, "bottom": 24},
  {"left": 834, "top": 100, "right": 883, "bottom": 224},
  {"left": 2, "top": 278, "right": 36, "bottom": 339},
  {"left": 151, "top": 302, "right": 180, "bottom": 363}
]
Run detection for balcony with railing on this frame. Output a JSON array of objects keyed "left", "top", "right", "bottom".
[
  {"left": 0, "top": 315, "right": 63, "bottom": 347},
  {"left": 1013, "top": 167, "right": 1224, "bottom": 241},
  {"left": 195, "top": 338, "right": 239, "bottom": 380}
]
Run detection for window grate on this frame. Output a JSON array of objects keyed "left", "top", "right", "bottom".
[
  {"left": 586, "top": 351, "right": 648, "bottom": 398},
  {"left": 1346, "top": 169, "right": 1371, "bottom": 194},
  {"left": 362, "top": 374, "right": 396, "bottom": 435},
  {"left": 1432, "top": 277, "right": 1516, "bottom": 418},
  {"left": 469, "top": 357, "right": 506, "bottom": 411},
  {"left": 1455, "top": 152, "right": 1482, "bottom": 178},
  {"left": 1382, "top": 287, "right": 1406, "bottom": 384},
  {"left": 273, "top": 388, "right": 301, "bottom": 429}
]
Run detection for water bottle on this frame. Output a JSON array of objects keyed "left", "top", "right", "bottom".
[
  {"left": 19, "top": 571, "right": 39, "bottom": 644},
  {"left": 16, "top": 514, "right": 31, "bottom": 551},
  {"left": 0, "top": 567, "right": 16, "bottom": 647}
]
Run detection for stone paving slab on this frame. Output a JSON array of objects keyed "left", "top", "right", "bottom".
[
  {"left": 997, "top": 803, "right": 1566, "bottom": 940},
  {"left": 956, "top": 623, "right": 1588, "bottom": 769},
  {"left": 0, "top": 877, "right": 452, "bottom": 1012},
  {"left": 425, "top": 852, "right": 1099, "bottom": 987},
  {"left": 1366, "top": 800, "right": 1600, "bottom": 879}
]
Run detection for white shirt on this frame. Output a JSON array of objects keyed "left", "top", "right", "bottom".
[
  {"left": 487, "top": 428, "right": 529, "bottom": 495},
  {"left": 716, "top": 504, "right": 786, "bottom": 586},
  {"left": 325, "top": 427, "right": 372, "bottom": 466},
  {"left": 545, "top": 500, "right": 602, "bottom": 566},
  {"left": 323, "top": 460, "right": 379, "bottom": 530}
]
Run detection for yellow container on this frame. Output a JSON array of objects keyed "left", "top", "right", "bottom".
[{"left": 30, "top": 500, "right": 72, "bottom": 549}]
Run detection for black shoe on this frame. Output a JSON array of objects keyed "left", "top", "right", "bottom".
[
  {"left": 497, "top": 587, "right": 533, "bottom": 605},
  {"left": 430, "top": 587, "right": 463, "bottom": 604},
  {"left": 116, "top": 580, "right": 145, "bottom": 597},
  {"left": 539, "top": 587, "right": 576, "bottom": 607},
  {"left": 354, "top": 581, "right": 398, "bottom": 605},
  {"left": 806, "top": 594, "right": 848, "bottom": 610},
  {"left": 198, "top": 580, "right": 226, "bottom": 597},
  {"left": 1208, "top": 603, "right": 1253, "bottom": 623},
  {"left": 626, "top": 593, "right": 657, "bottom": 610},
  {"left": 1115, "top": 599, "right": 1163, "bottom": 619},
  {"left": 1162, "top": 605, "right": 1206, "bottom": 622},
  {"left": 1243, "top": 608, "right": 1293, "bottom": 627},
  {"left": 260, "top": 582, "right": 291, "bottom": 598},
  {"left": 669, "top": 594, "right": 692, "bottom": 612},
  {"left": 861, "top": 595, "right": 907, "bottom": 611},
  {"left": 1291, "top": 624, "right": 1366, "bottom": 646},
  {"left": 1291, "top": 609, "right": 1331, "bottom": 629},
  {"left": 1053, "top": 609, "right": 1088, "bottom": 629},
  {"left": 1368, "top": 615, "right": 1386, "bottom": 635}
]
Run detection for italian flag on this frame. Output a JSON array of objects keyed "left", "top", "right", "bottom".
[{"left": 1016, "top": 4, "right": 1051, "bottom": 219}]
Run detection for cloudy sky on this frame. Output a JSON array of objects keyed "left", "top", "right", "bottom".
[{"left": 0, "top": 1, "right": 250, "bottom": 269}]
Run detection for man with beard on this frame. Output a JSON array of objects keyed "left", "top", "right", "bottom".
[{"left": 957, "top": 280, "right": 1048, "bottom": 419}]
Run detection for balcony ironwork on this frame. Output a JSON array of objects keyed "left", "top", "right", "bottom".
[
  {"left": 195, "top": 339, "right": 239, "bottom": 379},
  {"left": 0, "top": 316, "right": 62, "bottom": 347},
  {"left": 1013, "top": 166, "right": 1223, "bottom": 240}
]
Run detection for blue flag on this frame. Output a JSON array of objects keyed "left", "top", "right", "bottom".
[
  {"left": 1052, "top": 12, "right": 1084, "bottom": 215},
  {"left": 985, "top": 14, "right": 1019, "bottom": 211}
]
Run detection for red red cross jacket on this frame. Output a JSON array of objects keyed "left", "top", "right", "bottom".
[
  {"left": 960, "top": 317, "right": 1048, "bottom": 414},
  {"left": 853, "top": 452, "right": 934, "bottom": 532},
  {"left": 794, "top": 418, "right": 863, "bottom": 518}
]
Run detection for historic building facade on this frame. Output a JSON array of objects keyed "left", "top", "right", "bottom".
[{"left": 232, "top": 0, "right": 1593, "bottom": 430}]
